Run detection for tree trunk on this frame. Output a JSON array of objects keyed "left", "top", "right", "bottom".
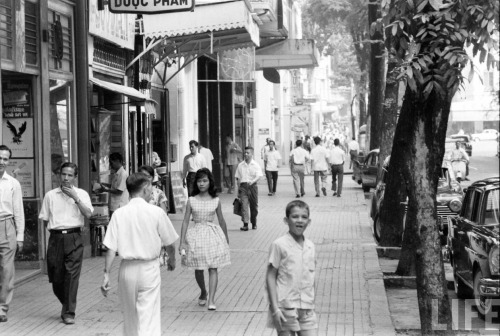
[
  {"left": 398, "top": 88, "right": 453, "bottom": 333},
  {"left": 379, "top": 57, "right": 405, "bottom": 247},
  {"left": 368, "top": 0, "right": 385, "bottom": 150}
]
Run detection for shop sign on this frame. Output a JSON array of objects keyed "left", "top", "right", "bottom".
[
  {"left": 89, "top": 0, "right": 135, "bottom": 50},
  {"left": 2, "top": 118, "right": 34, "bottom": 158},
  {"left": 109, "top": 0, "right": 195, "bottom": 14},
  {"left": 2, "top": 81, "right": 32, "bottom": 118},
  {"left": 8, "top": 159, "right": 35, "bottom": 197}
]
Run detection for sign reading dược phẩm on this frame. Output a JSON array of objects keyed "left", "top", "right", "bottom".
[{"left": 109, "top": 0, "right": 195, "bottom": 14}]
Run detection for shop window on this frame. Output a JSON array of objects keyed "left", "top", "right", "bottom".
[
  {"left": 49, "top": 79, "right": 72, "bottom": 189},
  {"left": 25, "top": 1, "right": 38, "bottom": 66},
  {"left": 0, "top": 0, "right": 13, "bottom": 60},
  {"left": 48, "top": 10, "right": 73, "bottom": 72}
]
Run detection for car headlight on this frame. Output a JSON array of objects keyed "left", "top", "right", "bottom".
[
  {"left": 449, "top": 199, "right": 462, "bottom": 213},
  {"left": 489, "top": 246, "right": 499, "bottom": 275}
]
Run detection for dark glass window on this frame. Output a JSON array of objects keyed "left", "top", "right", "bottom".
[
  {"left": 25, "top": 1, "right": 38, "bottom": 65},
  {"left": 0, "top": 0, "right": 13, "bottom": 60}
]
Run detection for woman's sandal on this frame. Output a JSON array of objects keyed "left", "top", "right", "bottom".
[
  {"left": 198, "top": 292, "right": 208, "bottom": 306},
  {"left": 208, "top": 304, "right": 216, "bottom": 311}
]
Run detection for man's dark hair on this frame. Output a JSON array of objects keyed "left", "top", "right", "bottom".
[
  {"left": 109, "top": 152, "right": 123, "bottom": 163},
  {"left": 60, "top": 162, "right": 78, "bottom": 176},
  {"left": 138, "top": 165, "right": 154, "bottom": 178},
  {"left": 189, "top": 140, "right": 199, "bottom": 147},
  {"left": 0, "top": 145, "right": 12, "bottom": 158},
  {"left": 244, "top": 146, "right": 254, "bottom": 151},
  {"left": 192, "top": 168, "right": 218, "bottom": 198},
  {"left": 334, "top": 138, "right": 340, "bottom": 146},
  {"left": 313, "top": 136, "right": 321, "bottom": 145},
  {"left": 126, "top": 172, "right": 150, "bottom": 195},
  {"left": 296, "top": 139, "right": 302, "bottom": 147},
  {"left": 285, "top": 200, "right": 310, "bottom": 218}
]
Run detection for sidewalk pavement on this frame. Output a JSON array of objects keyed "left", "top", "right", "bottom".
[{"left": 0, "top": 171, "right": 394, "bottom": 336}]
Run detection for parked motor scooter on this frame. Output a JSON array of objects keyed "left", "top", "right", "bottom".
[{"left": 451, "top": 159, "right": 467, "bottom": 182}]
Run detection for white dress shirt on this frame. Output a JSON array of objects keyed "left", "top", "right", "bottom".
[
  {"left": 289, "top": 147, "right": 310, "bottom": 164},
  {"left": 310, "top": 145, "right": 329, "bottom": 171},
  {"left": 264, "top": 150, "right": 282, "bottom": 171},
  {"left": 103, "top": 198, "right": 179, "bottom": 260},
  {"left": 0, "top": 172, "right": 25, "bottom": 241},
  {"left": 199, "top": 147, "right": 214, "bottom": 172},
  {"left": 235, "top": 159, "right": 263, "bottom": 184},
  {"left": 39, "top": 187, "right": 94, "bottom": 230},
  {"left": 110, "top": 166, "right": 129, "bottom": 211},
  {"left": 329, "top": 146, "right": 346, "bottom": 165},
  {"left": 348, "top": 140, "right": 360, "bottom": 152},
  {"left": 183, "top": 153, "right": 207, "bottom": 175}
]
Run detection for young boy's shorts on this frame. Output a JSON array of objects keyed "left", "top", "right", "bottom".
[{"left": 267, "top": 307, "right": 318, "bottom": 332}]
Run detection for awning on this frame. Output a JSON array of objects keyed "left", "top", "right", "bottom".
[
  {"left": 255, "top": 39, "right": 319, "bottom": 70},
  {"left": 90, "top": 77, "right": 149, "bottom": 102},
  {"left": 142, "top": 0, "right": 260, "bottom": 57}
]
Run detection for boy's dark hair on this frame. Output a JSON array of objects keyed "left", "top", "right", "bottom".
[
  {"left": 285, "top": 200, "right": 310, "bottom": 218},
  {"left": 0, "top": 145, "right": 12, "bottom": 158},
  {"left": 296, "top": 139, "right": 302, "bottom": 147},
  {"left": 334, "top": 138, "right": 340, "bottom": 146},
  {"left": 189, "top": 140, "right": 199, "bottom": 147},
  {"left": 109, "top": 152, "right": 123, "bottom": 163},
  {"left": 60, "top": 162, "right": 78, "bottom": 176},
  {"left": 138, "top": 165, "right": 154, "bottom": 177},
  {"left": 192, "top": 168, "right": 218, "bottom": 198},
  {"left": 126, "top": 172, "right": 150, "bottom": 195},
  {"left": 313, "top": 136, "right": 321, "bottom": 145}
]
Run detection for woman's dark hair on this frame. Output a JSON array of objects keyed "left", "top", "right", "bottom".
[
  {"left": 138, "top": 165, "right": 154, "bottom": 178},
  {"left": 192, "top": 168, "right": 218, "bottom": 198},
  {"left": 126, "top": 172, "right": 150, "bottom": 195}
]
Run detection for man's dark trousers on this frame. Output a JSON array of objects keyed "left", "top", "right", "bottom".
[
  {"left": 238, "top": 183, "right": 258, "bottom": 227},
  {"left": 265, "top": 170, "right": 278, "bottom": 193},
  {"left": 331, "top": 164, "right": 344, "bottom": 195},
  {"left": 47, "top": 230, "right": 83, "bottom": 319}
]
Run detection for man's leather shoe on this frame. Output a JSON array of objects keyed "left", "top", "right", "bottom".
[
  {"left": 240, "top": 225, "right": 249, "bottom": 231},
  {"left": 322, "top": 187, "right": 327, "bottom": 196},
  {"left": 296, "top": 194, "right": 300, "bottom": 198},
  {"left": 301, "top": 192, "right": 305, "bottom": 196},
  {"left": 62, "top": 316, "right": 75, "bottom": 325},
  {"left": 0, "top": 315, "right": 8, "bottom": 322},
  {"left": 252, "top": 225, "right": 257, "bottom": 230}
]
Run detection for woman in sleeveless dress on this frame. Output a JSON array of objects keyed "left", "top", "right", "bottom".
[{"left": 179, "top": 168, "right": 230, "bottom": 310}]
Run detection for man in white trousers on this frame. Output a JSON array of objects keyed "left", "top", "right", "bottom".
[{"left": 101, "top": 172, "right": 178, "bottom": 336}]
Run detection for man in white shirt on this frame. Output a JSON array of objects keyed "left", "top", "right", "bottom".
[
  {"left": 0, "top": 145, "right": 24, "bottom": 323},
  {"left": 101, "top": 152, "right": 129, "bottom": 217},
  {"left": 39, "top": 162, "right": 94, "bottom": 325},
  {"left": 264, "top": 140, "right": 282, "bottom": 196},
  {"left": 289, "top": 139, "right": 310, "bottom": 198},
  {"left": 198, "top": 144, "right": 214, "bottom": 172},
  {"left": 101, "top": 173, "right": 178, "bottom": 336},
  {"left": 235, "top": 147, "right": 263, "bottom": 231},
  {"left": 260, "top": 137, "right": 271, "bottom": 161},
  {"left": 310, "top": 137, "right": 329, "bottom": 197},
  {"left": 182, "top": 140, "right": 207, "bottom": 196},
  {"left": 348, "top": 137, "right": 360, "bottom": 169},
  {"left": 328, "top": 138, "right": 346, "bottom": 197}
]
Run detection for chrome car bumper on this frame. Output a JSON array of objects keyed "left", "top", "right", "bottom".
[{"left": 479, "top": 278, "right": 500, "bottom": 297}]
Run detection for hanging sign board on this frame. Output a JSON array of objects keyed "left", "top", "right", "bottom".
[{"left": 109, "top": 0, "right": 195, "bottom": 14}]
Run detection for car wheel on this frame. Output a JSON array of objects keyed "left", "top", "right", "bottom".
[
  {"left": 453, "top": 264, "right": 470, "bottom": 299},
  {"left": 473, "top": 270, "right": 493, "bottom": 319},
  {"left": 373, "top": 216, "right": 381, "bottom": 244}
]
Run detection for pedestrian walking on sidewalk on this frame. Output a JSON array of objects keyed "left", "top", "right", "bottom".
[
  {"left": 100, "top": 152, "right": 129, "bottom": 218},
  {"left": 347, "top": 137, "right": 359, "bottom": 169},
  {"left": 266, "top": 200, "right": 317, "bottom": 335},
  {"left": 264, "top": 140, "right": 282, "bottom": 196},
  {"left": 289, "top": 139, "right": 309, "bottom": 198},
  {"left": 138, "top": 165, "right": 168, "bottom": 214},
  {"left": 236, "top": 146, "right": 263, "bottom": 231},
  {"left": 198, "top": 144, "right": 214, "bottom": 172},
  {"left": 0, "top": 145, "right": 24, "bottom": 323},
  {"left": 39, "top": 162, "right": 94, "bottom": 325},
  {"left": 224, "top": 135, "right": 242, "bottom": 194},
  {"left": 310, "top": 136, "right": 329, "bottom": 197},
  {"left": 179, "top": 168, "right": 230, "bottom": 311},
  {"left": 328, "top": 138, "right": 345, "bottom": 197},
  {"left": 183, "top": 140, "right": 207, "bottom": 197},
  {"left": 101, "top": 172, "right": 178, "bottom": 336}
]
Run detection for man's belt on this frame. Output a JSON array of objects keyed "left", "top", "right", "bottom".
[
  {"left": 0, "top": 216, "right": 13, "bottom": 222},
  {"left": 50, "top": 228, "right": 81, "bottom": 235}
]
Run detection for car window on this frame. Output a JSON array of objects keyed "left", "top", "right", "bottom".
[
  {"left": 370, "top": 153, "right": 379, "bottom": 166},
  {"left": 483, "top": 189, "right": 499, "bottom": 225},
  {"left": 463, "top": 190, "right": 481, "bottom": 222}
]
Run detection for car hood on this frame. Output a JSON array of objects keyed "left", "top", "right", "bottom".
[{"left": 476, "top": 225, "right": 499, "bottom": 242}]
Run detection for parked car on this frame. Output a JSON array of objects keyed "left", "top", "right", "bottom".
[
  {"left": 448, "top": 135, "right": 473, "bottom": 157},
  {"left": 352, "top": 149, "right": 379, "bottom": 192},
  {"left": 446, "top": 177, "right": 500, "bottom": 319},
  {"left": 471, "top": 129, "right": 499, "bottom": 141},
  {"left": 370, "top": 159, "right": 463, "bottom": 245}
]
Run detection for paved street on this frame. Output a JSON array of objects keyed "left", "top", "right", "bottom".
[{"left": 1, "top": 171, "right": 394, "bottom": 336}]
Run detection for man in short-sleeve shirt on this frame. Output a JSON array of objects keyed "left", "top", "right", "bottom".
[
  {"left": 102, "top": 172, "right": 178, "bottom": 336},
  {"left": 39, "top": 162, "right": 93, "bottom": 324},
  {"left": 310, "top": 137, "right": 329, "bottom": 197},
  {"left": 236, "top": 146, "right": 262, "bottom": 231},
  {"left": 289, "top": 140, "right": 310, "bottom": 198},
  {"left": 102, "top": 152, "right": 129, "bottom": 216},
  {"left": 264, "top": 140, "right": 282, "bottom": 196}
]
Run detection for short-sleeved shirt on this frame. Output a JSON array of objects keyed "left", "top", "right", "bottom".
[
  {"left": 310, "top": 145, "right": 329, "bottom": 171},
  {"left": 235, "top": 159, "right": 263, "bottom": 183},
  {"left": 199, "top": 147, "right": 214, "bottom": 172},
  {"left": 39, "top": 187, "right": 94, "bottom": 230},
  {"left": 109, "top": 166, "right": 129, "bottom": 211},
  {"left": 0, "top": 172, "right": 25, "bottom": 241},
  {"left": 348, "top": 140, "right": 359, "bottom": 153},
  {"left": 289, "top": 147, "right": 310, "bottom": 165},
  {"left": 328, "top": 146, "right": 346, "bottom": 165},
  {"left": 103, "top": 197, "right": 179, "bottom": 260},
  {"left": 149, "top": 187, "right": 168, "bottom": 207},
  {"left": 268, "top": 233, "right": 315, "bottom": 309},
  {"left": 183, "top": 153, "right": 207, "bottom": 174},
  {"left": 264, "top": 150, "right": 282, "bottom": 171}
]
